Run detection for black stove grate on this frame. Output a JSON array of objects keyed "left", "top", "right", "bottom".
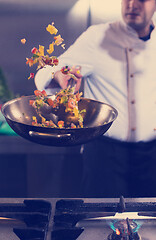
[
  {"left": 0, "top": 199, "right": 52, "bottom": 240},
  {"left": 0, "top": 197, "right": 156, "bottom": 240}
]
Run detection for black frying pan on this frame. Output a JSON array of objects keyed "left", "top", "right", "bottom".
[{"left": 1, "top": 95, "right": 118, "bottom": 146}]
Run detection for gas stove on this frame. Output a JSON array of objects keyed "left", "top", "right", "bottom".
[{"left": 0, "top": 197, "right": 156, "bottom": 240}]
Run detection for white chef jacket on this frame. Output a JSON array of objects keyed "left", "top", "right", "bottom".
[{"left": 35, "top": 20, "right": 156, "bottom": 143}]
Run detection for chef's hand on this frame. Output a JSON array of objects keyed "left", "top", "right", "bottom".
[{"left": 54, "top": 66, "right": 82, "bottom": 92}]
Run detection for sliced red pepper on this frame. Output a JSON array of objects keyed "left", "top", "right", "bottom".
[
  {"left": 34, "top": 90, "right": 42, "bottom": 96},
  {"left": 47, "top": 98, "right": 54, "bottom": 106},
  {"left": 29, "top": 100, "right": 35, "bottom": 105},
  {"left": 53, "top": 58, "right": 59, "bottom": 66},
  {"left": 31, "top": 47, "right": 38, "bottom": 54},
  {"left": 41, "top": 90, "right": 47, "bottom": 96}
]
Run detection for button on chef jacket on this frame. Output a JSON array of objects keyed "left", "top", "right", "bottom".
[{"left": 35, "top": 20, "right": 156, "bottom": 143}]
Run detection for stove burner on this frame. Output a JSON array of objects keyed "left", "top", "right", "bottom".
[
  {"left": 108, "top": 218, "right": 142, "bottom": 240},
  {"left": 107, "top": 231, "right": 141, "bottom": 240}
]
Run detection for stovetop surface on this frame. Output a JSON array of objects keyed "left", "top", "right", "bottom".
[{"left": 0, "top": 197, "right": 156, "bottom": 240}]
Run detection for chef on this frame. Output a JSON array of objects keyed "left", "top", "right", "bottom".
[{"left": 35, "top": 0, "right": 156, "bottom": 197}]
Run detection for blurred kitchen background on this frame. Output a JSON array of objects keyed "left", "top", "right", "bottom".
[{"left": 0, "top": 0, "right": 146, "bottom": 198}]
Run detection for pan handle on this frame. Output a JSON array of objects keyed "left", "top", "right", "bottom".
[{"left": 29, "top": 131, "right": 71, "bottom": 139}]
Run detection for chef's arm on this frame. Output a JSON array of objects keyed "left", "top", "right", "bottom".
[
  {"left": 35, "top": 65, "right": 82, "bottom": 94},
  {"left": 35, "top": 25, "right": 95, "bottom": 94}
]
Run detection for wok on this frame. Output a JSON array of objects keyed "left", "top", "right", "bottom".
[{"left": 1, "top": 95, "right": 118, "bottom": 146}]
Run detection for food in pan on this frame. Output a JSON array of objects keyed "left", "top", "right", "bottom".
[
  {"left": 22, "top": 22, "right": 85, "bottom": 128},
  {"left": 29, "top": 86, "right": 86, "bottom": 128}
]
